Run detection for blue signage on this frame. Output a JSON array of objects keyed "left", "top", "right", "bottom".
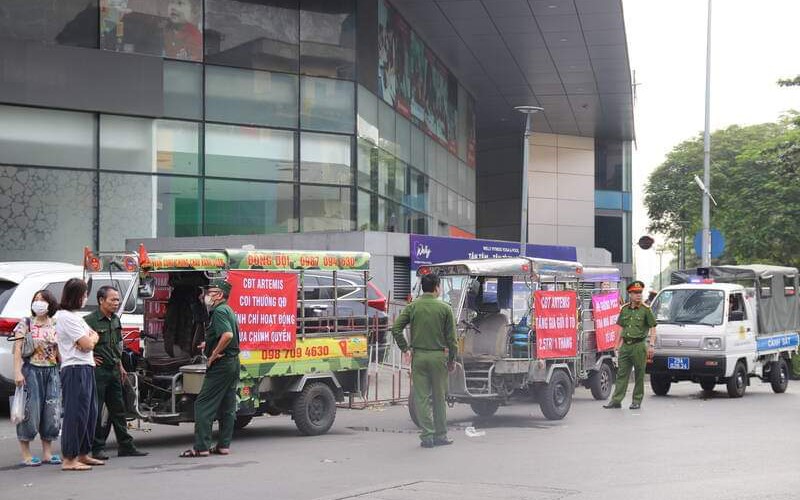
[
  {"left": 410, "top": 235, "right": 577, "bottom": 270},
  {"left": 756, "top": 333, "right": 799, "bottom": 352},
  {"left": 694, "top": 229, "right": 725, "bottom": 259}
]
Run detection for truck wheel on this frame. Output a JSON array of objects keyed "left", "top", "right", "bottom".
[
  {"left": 699, "top": 378, "right": 716, "bottom": 392},
  {"left": 539, "top": 370, "right": 573, "bottom": 420},
  {"left": 726, "top": 361, "right": 747, "bottom": 398},
  {"left": 292, "top": 382, "right": 336, "bottom": 436},
  {"left": 589, "top": 363, "right": 614, "bottom": 400},
  {"left": 650, "top": 374, "right": 671, "bottom": 396},
  {"left": 770, "top": 358, "right": 789, "bottom": 394},
  {"left": 470, "top": 401, "right": 500, "bottom": 417},
  {"left": 234, "top": 415, "right": 253, "bottom": 430}
]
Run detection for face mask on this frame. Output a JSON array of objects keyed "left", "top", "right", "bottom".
[
  {"left": 32, "top": 301, "right": 49, "bottom": 316},
  {"left": 82, "top": 297, "right": 88, "bottom": 309},
  {"left": 204, "top": 294, "right": 215, "bottom": 308}
]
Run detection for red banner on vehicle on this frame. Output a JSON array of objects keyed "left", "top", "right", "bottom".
[
  {"left": 592, "top": 291, "right": 622, "bottom": 351},
  {"left": 228, "top": 271, "right": 298, "bottom": 350},
  {"left": 534, "top": 290, "right": 578, "bottom": 359}
]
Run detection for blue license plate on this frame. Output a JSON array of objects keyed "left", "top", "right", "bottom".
[{"left": 667, "top": 357, "right": 690, "bottom": 370}]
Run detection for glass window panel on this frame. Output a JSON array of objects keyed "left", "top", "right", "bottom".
[
  {"left": 447, "top": 189, "right": 456, "bottom": 223},
  {"left": 424, "top": 136, "right": 436, "bottom": 175},
  {"left": 204, "top": 0, "right": 299, "bottom": 73},
  {"left": 447, "top": 153, "right": 458, "bottom": 190},
  {"left": 100, "top": 116, "right": 200, "bottom": 174},
  {"left": 594, "top": 139, "right": 624, "bottom": 191},
  {"left": 457, "top": 85, "right": 468, "bottom": 162},
  {"left": 377, "top": 150, "right": 393, "bottom": 197},
  {"left": 99, "top": 173, "right": 199, "bottom": 250},
  {"left": 396, "top": 114, "right": 411, "bottom": 164},
  {"left": 0, "top": 105, "right": 95, "bottom": 169},
  {"left": 163, "top": 60, "right": 202, "bottom": 120},
  {"left": 100, "top": 0, "right": 203, "bottom": 61},
  {"left": 357, "top": 85, "right": 379, "bottom": 144},
  {"left": 206, "top": 124, "right": 296, "bottom": 181},
  {"left": 206, "top": 65, "right": 298, "bottom": 128},
  {"left": 436, "top": 144, "right": 448, "bottom": 183},
  {"left": 373, "top": 195, "right": 385, "bottom": 231},
  {"left": 300, "top": 185, "right": 352, "bottom": 231},
  {"left": 378, "top": 101, "right": 396, "bottom": 155},
  {"left": 595, "top": 215, "right": 623, "bottom": 262},
  {"left": 458, "top": 161, "right": 467, "bottom": 197},
  {"left": 410, "top": 126, "right": 425, "bottom": 170},
  {"left": 300, "top": 132, "right": 351, "bottom": 185},
  {"left": 357, "top": 189, "right": 370, "bottom": 231},
  {"left": 0, "top": 0, "right": 98, "bottom": 48},
  {"left": 0, "top": 166, "right": 94, "bottom": 261},
  {"left": 205, "top": 179, "right": 297, "bottom": 234},
  {"left": 390, "top": 160, "right": 406, "bottom": 203},
  {"left": 356, "top": 139, "right": 375, "bottom": 190},
  {"left": 300, "top": 77, "right": 355, "bottom": 133},
  {"left": 299, "top": 0, "right": 355, "bottom": 80}
]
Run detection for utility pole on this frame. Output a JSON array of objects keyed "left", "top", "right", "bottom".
[
  {"left": 514, "top": 105, "right": 543, "bottom": 257},
  {"left": 701, "top": 0, "right": 713, "bottom": 266}
]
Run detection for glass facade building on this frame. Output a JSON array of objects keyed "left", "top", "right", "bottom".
[
  {"left": 594, "top": 139, "right": 633, "bottom": 264},
  {"left": 0, "top": 0, "right": 475, "bottom": 261}
]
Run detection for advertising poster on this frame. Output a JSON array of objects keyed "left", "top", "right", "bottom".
[
  {"left": 534, "top": 290, "right": 578, "bottom": 359},
  {"left": 228, "top": 270, "right": 298, "bottom": 351},
  {"left": 465, "top": 95, "right": 476, "bottom": 168},
  {"left": 100, "top": 0, "right": 203, "bottom": 61},
  {"left": 592, "top": 291, "right": 622, "bottom": 351},
  {"left": 409, "top": 31, "right": 427, "bottom": 122},
  {"left": 378, "top": 0, "right": 412, "bottom": 112}
]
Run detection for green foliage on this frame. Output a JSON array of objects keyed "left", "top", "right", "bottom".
[
  {"left": 778, "top": 76, "right": 800, "bottom": 87},
  {"left": 644, "top": 120, "right": 800, "bottom": 268}
]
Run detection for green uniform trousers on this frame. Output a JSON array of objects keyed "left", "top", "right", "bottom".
[
  {"left": 412, "top": 350, "right": 449, "bottom": 442},
  {"left": 610, "top": 341, "right": 648, "bottom": 405},
  {"left": 194, "top": 357, "right": 240, "bottom": 452},
  {"left": 93, "top": 366, "right": 134, "bottom": 454}
]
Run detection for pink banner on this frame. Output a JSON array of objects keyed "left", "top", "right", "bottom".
[
  {"left": 534, "top": 291, "right": 578, "bottom": 359},
  {"left": 592, "top": 291, "right": 621, "bottom": 351},
  {"left": 228, "top": 271, "right": 298, "bottom": 350}
]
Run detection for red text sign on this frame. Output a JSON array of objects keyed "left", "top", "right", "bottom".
[
  {"left": 592, "top": 291, "right": 622, "bottom": 351},
  {"left": 592, "top": 292, "right": 620, "bottom": 351},
  {"left": 534, "top": 290, "right": 578, "bottom": 359},
  {"left": 228, "top": 271, "right": 298, "bottom": 350}
]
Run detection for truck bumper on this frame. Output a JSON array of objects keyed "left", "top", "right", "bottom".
[{"left": 647, "top": 354, "right": 727, "bottom": 380}]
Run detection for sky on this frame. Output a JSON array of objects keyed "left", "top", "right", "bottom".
[{"left": 621, "top": 0, "right": 800, "bottom": 289}]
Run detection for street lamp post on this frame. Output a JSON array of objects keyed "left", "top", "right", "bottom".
[
  {"left": 514, "top": 105, "right": 544, "bottom": 257},
  {"left": 701, "top": 0, "right": 713, "bottom": 266}
]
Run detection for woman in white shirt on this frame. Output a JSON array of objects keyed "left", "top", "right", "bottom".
[{"left": 55, "top": 278, "right": 103, "bottom": 472}]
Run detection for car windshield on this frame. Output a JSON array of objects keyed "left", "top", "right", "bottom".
[
  {"left": 0, "top": 280, "right": 18, "bottom": 311},
  {"left": 652, "top": 289, "right": 725, "bottom": 326}
]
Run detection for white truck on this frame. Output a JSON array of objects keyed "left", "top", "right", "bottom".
[{"left": 647, "top": 265, "right": 799, "bottom": 398}]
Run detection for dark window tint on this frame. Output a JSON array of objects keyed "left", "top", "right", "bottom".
[
  {"left": 300, "top": 0, "right": 355, "bottom": 79},
  {"left": 0, "top": 0, "right": 99, "bottom": 48},
  {"left": 0, "top": 281, "right": 19, "bottom": 312},
  {"left": 205, "top": 0, "right": 299, "bottom": 73},
  {"left": 595, "top": 139, "right": 623, "bottom": 191},
  {"left": 595, "top": 215, "right": 623, "bottom": 263}
]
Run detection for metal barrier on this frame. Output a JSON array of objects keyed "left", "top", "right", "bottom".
[{"left": 344, "top": 299, "right": 412, "bottom": 409}]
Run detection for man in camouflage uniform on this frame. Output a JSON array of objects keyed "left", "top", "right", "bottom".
[{"left": 603, "top": 281, "right": 657, "bottom": 410}]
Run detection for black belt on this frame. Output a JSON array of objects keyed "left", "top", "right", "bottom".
[{"left": 622, "top": 338, "right": 645, "bottom": 345}]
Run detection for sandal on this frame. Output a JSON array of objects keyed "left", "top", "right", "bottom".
[
  {"left": 62, "top": 463, "right": 92, "bottom": 471},
  {"left": 21, "top": 457, "right": 42, "bottom": 467},
  {"left": 179, "top": 449, "right": 209, "bottom": 458},
  {"left": 79, "top": 457, "right": 105, "bottom": 466},
  {"left": 45, "top": 455, "right": 62, "bottom": 465},
  {"left": 210, "top": 446, "right": 230, "bottom": 455}
]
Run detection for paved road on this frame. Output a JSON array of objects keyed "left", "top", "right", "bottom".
[{"left": 1, "top": 380, "right": 799, "bottom": 500}]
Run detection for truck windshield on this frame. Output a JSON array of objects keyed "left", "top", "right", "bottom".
[{"left": 651, "top": 289, "right": 725, "bottom": 326}]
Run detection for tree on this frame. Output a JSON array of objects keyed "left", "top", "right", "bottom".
[
  {"left": 644, "top": 119, "right": 800, "bottom": 268},
  {"left": 778, "top": 76, "right": 800, "bottom": 87}
]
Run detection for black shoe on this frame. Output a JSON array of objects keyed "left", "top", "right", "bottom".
[
  {"left": 603, "top": 402, "right": 622, "bottom": 409},
  {"left": 433, "top": 437, "right": 454, "bottom": 446},
  {"left": 91, "top": 452, "right": 109, "bottom": 461},
  {"left": 420, "top": 439, "right": 435, "bottom": 448},
  {"left": 629, "top": 402, "right": 641, "bottom": 410},
  {"left": 118, "top": 448, "right": 149, "bottom": 457}
]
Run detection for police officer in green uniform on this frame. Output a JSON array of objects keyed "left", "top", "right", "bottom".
[
  {"left": 180, "top": 278, "right": 240, "bottom": 457},
  {"left": 85, "top": 286, "right": 147, "bottom": 459},
  {"left": 392, "top": 273, "right": 457, "bottom": 448},
  {"left": 603, "top": 281, "right": 657, "bottom": 410}
]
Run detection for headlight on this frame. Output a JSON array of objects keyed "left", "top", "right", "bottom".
[{"left": 703, "top": 337, "right": 723, "bottom": 350}]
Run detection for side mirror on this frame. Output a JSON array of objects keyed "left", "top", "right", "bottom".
[
  {"left": 729, "top": 310, "right": 745, "bottom": 322},
  {"left": 138, "top": 276, "right": 155, "bottom": 299}
]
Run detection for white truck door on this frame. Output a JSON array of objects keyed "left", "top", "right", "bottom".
[{"left": 725, "top": 292, "right": 756, "bottom": 370}]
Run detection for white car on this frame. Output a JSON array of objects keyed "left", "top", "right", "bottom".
[{"left": 0, "top": 262, "right": 140, "bottom": 397}]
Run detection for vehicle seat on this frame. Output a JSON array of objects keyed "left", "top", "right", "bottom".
[{"left": 461, "top": 311, "right": 510, "bottom": 360}]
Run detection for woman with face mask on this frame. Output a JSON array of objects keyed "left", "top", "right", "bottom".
[
  {"left": 12, "top": 290, "right": 62, "bottom": 466},
  {"left": 55, "top": 278, "right": 102, "bottom": 471}
]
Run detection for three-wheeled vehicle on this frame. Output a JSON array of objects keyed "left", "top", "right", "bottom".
[
  {"left": 84, "top": 246, "right": 373, "bottom": 435},
  {"left": 406, "top": 257, "right": 621, "bottom": 423}
]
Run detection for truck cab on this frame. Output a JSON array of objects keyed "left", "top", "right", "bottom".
[{"left": 647, "top": 265, "right": 799, "bottom": 398}]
